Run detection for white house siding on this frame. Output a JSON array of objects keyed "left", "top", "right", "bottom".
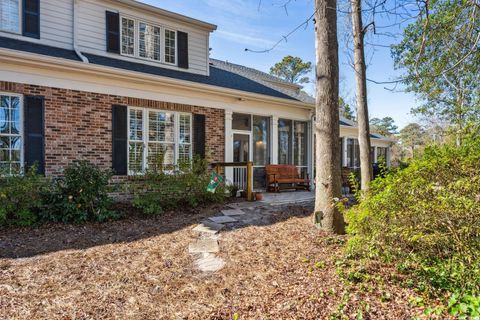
[
  {"left": 0, "top": 0, "right": 73, "bottom": 49},
  {"left": 77, "top": 0, "right": 210, "bottom": 75}
]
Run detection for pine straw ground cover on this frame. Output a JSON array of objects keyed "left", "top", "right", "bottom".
[{"left": 0, "top": 205, "right": 426, "bottom": 319}]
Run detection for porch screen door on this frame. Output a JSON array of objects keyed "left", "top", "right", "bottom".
[
  {"left": 233, "top": 133, "right": 250, "bottom": 190},
  {"left": 233, "top": 133, "right": 250, "bottom": 162}
]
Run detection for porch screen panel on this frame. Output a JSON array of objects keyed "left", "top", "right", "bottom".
[
  {"left": 377, "top": 147, "right": 388, "bottom": 164},
  {"left": 294, "top": 121, "right": 307, "bottom": 166},
  {"left": 232, "top": 113, "right": 251, "bottom": 131},
  {"left": 253, "top": 116, "right": 269, "bottom": 166},
  {"left": 253, "top": 116, "right": 270, "bottom": 189},
  {"left": 347, "top": 138, "right": 360, "bottom": 168},
  {"left": 278, "top": 119, "right": 292, "bottom": 164},
  {"left": 293, "top": 121, "right": 308, "bottom": 177}
]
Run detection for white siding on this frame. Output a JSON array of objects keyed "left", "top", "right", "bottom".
[
  {"left": 77, "top": 0, "right": 210, "bottom": 75},
  {"left": 0, "top": 0, "right": 73, "bottom": 49}
]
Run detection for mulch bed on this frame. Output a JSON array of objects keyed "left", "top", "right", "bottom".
[{"left": 0, "top": 204, "right": 423, "bottom": 319}]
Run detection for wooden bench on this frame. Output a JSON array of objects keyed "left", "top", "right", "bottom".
[{"left": 265, "top": 164, "right": 310, "bottom": 192}]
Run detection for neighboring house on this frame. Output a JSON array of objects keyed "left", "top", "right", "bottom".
[{"left": 0, "top": 0, "right": 392, "bottom": 190}]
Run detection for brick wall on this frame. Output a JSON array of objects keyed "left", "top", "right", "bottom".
[{"left": 0, "top": 81, "right": 225, "bottom": 176}]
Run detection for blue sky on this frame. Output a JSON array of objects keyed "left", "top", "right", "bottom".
[{"left": 142, "top": 0, "right": 419, "bottom": 129}]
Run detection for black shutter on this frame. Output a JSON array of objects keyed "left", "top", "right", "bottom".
[
  {"left": 177, "top": 31, "right": 189, "bottom": 69},
  {"left": 23, "top": 0, "right": 40, "bottom": 39},
  {"left": 106, "top": 11, "right": 120, "bottom": 54},
  {"left": 112, "top": 105, "right": 128, "bottom": 175},
  {"left": 24, "top": 96, "right": 45, "bottom": 175},
  {"left": 193, "top": 114, "right": 206, "bottom": 158}
]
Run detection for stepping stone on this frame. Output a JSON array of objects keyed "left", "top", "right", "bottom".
[
  {"left": 221, "top": 209, "right": 246, "bottom": 216},
  {"left": 192, "top": 221, "right": 224, "bottom": 234},
  {"left": 195, "top": 253, "right": 225, "bottom": 272},
  {"left": 188, "top": 239, "right": 219, "bottom": 253},
  {"left": 208, "top": 215, "right": 238, "bottom": 224}
]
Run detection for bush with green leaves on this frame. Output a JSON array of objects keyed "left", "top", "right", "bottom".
[
  {"left": 0, "top": 166, "right": 47, "bottom": 226},
  {"left": 41, "top": 161, "right": 118, "bottom": 223},
  {"left": 131, "top": 157, "right": 225, "bottom": 215},
  {"left": 345, "top": 136, "right": 480, "bottom": 316}
]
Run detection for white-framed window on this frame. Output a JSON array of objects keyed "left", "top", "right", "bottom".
[
  {"left": 0, "top": 93, "right": 23, "bottom": 174},
  {"left": 164, "top": 29, "right": 176, "bottom": 64},
  {"left": 119, "top": 16, "right": 178, "bottom": 66},
  {"left": 128, "top": 107, "right": 192, "bottom": 174},
  {"left": 139, "top": 22, "right": 161, "bottom": 61},
  {"left": 0, "top": 0, "right": 21, "bottom": 34},
  {"left": 121, "top": 17, "right": 135, "bottom": 56}
]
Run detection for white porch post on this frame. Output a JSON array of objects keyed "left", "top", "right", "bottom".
[
  {"left": 224, "top": 110, "right": 233, "bottom": 183},
  {"left": 373, "top": 146, "right": 378, "bottom": 163},
  {"left": 271, "top": 116, "right": 279, "bottom": 165},
  {"left": 342, "top": 136, "right": 348, "bottom": 167}
]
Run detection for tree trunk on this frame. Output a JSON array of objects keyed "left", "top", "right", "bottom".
[
  {"left": 313, "top": 0, "right": 345, "bottom": 234},
  {"left": 351, "top": 0, "right": 373, "bottom": 192}
]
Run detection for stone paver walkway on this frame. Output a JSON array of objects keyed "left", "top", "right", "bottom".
[{"left": 189, "top": 197, "right": 314, "bottom": 273}]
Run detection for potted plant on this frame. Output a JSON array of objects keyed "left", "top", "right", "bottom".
[{"left": 226, "top": 184, "right": 240, "bottom": 198}]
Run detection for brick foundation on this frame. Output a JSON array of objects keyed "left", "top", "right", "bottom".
[{"left": 0, "top": 81, "right": 225, "bottom": 176}]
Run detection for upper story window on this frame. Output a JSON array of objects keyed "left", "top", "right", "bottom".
[
  {"left": 0, "top": 0, "right": 21, "bottom": 33},
  {"left": 119, "top": 16, "right": 178, "bottom": 66},
  {"left": 139, "top": 22, "right": 161, "bottom": 61},
  {"left": 121, "top": 17, "right": 135, "bottom": 56},
  {"left": 164, "top": 29, "right": 176, "bottom": 64}
]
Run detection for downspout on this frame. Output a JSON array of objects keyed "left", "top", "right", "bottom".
[{"left": 73, "top": 0, "right": 89, "bottom": 63}]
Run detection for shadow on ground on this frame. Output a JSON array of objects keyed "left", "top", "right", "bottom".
[{"left": 0, "top": 201, "right": 312, "bottom": 259}]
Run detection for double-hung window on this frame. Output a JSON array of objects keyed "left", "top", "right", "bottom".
[
  {"left": 121, "top": 17, "right": 135, "bottom": 56},
  {"left": 0, "top": 0, "right": 21, "bottom": 33},
  {"left": 139, "top": 22, "right": 161, "bottom": 61},
  {"left": 128, "top": 108, "right": 191, "bottom": 174},
  {"left": 164, "top": 29, "right": 176, "bottom": 64},
  {"left": 0, "top": 94, "right": 22, "bottom": 174}
]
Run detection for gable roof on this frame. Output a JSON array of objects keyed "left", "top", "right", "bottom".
[{"left": 0, "top": 37, "right": 298, "bottom": 102}]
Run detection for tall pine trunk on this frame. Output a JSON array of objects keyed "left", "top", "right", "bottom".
[
  {"left": 314, "top": 0, "right": 345, "bottom": 234},
  {"left": 351, "top": 0, "right": 373, "bottom": 192}
]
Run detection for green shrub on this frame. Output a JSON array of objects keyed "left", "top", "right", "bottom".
[
  {"left": 346, "top": 137, "right": 480, "bottom": 313},
  {"left": 0, "top": 166, "right": 47, "bottom": 226},
  {"left": 41, "top": 161, "right": 118, "bottom": 223},
  {"left": 131, "top": 157, "right": 225, "bottom": 215}
]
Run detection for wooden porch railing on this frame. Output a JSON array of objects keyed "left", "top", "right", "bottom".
[{"left": 212, "top": 161, "right": 254, "bottom": 201}]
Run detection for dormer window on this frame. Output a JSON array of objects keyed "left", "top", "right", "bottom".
[
  {"left": 0, "top": 0, "right": 20, "bottom": 33},
  {"left": 139, "top": 22, "right": 161, "bottom": 61},
  {"left": 119, "top": 15, "right": 178, "bottom": 66},
  {"left": 164, "top": 29, "right": 176, "bottom": 64},
  {"left": 121, "top": 17, "right": 134, "bottom": 56}
]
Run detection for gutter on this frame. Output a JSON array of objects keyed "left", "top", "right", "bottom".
[
  {"left": 73, "top": 0, "right": 89, "bottom": 63},
  {"left": 0, "top": 48, "right": 314, "bottom": 110}
]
